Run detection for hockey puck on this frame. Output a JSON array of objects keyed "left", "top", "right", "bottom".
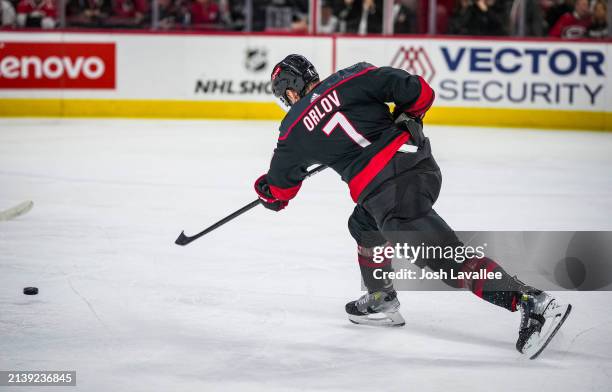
[{"left": 23, "top": 287, "right": 38, "bottom": 295}]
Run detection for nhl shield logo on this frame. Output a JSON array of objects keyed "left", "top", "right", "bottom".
[
  {"left": 390, "top": 46, "right": 436, "bottom": 83},
  {"left": 245, "top": 48, "right": 268, "bottom": 73}
]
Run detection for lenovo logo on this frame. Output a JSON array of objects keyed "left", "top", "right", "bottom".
[{"left": 0, "top": 42, "right": 115, "bottom": 89}]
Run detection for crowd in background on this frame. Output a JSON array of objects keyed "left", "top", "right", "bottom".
[{"left": 0, "top": 0, "right": 608, "bottom": 38}]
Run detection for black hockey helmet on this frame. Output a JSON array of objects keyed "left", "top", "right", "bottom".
[{"left": 271, "top": 54, "right": 319, "bottom": 111}]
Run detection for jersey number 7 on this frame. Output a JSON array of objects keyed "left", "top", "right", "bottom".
[{"left": 321, "top": 112, "right": 371, "bottom": 148}]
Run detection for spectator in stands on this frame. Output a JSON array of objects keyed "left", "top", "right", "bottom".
[
  {"left": 290, "top": 0, "right": 309, "bottom": 31},
  {"left": 319, "top": 0, "right": 339, "bottom": 33},
  {"left": 469, "top": 0, "right": 506, "bottom": 35},
  {"left": 149, "top": 0, "right": 179, "bottom": 29},
  {"left": 336, "top": 0, "right": 383, "bottom": 34},
  {"left": 448, "top": 0, "right": 505, "bottom": 35},
  {"left": 107, "top": 0, "right": 147, "bottom": 27},
  {"left": 588, "top": 0, "right": 608, "bottom": 38},
  {"left": 190, "top": 0, "right": 220, "bottom": 28},
  {"left": 412, "top": 0, "right": 453, "bottom": 33},
  {"left": 448, "top": 0, "right": 471, "bottom": 34},
  {"left": 545, "top": 0, "right": 573, "bottom": 32},
  {"left": 224, "top": 0, "right": 246, "bottom": 30},
  {"left": 1, "top": 0, "right": 17, "bottom": 26},
  {"left": 393, "top": 0, "right": 417, "bottom": 34},
  {"left": 67, "top": 0, "right": 111, "bottom": 27},
  {"left": 216, "top": 0, "right": 233, "bottom": 27},
  {"left": 252, "top": 0, "right": 307, "bottom": 32},
  {"left": 435, "top": 0, "right": 454, "bottom": 33},
  {"left": 509, "top": 0, "right": 545, "bottom": 36},
  {"left": 548, "top": 0, "right": 590, "bottom": 38},
  {"left": 16, "top": 0, "right": 56, "bottom": 28}
]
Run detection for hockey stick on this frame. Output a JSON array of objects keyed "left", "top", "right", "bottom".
[
  {"left": 0, "top": 200, "right": 34, "bottom": 222},
  {"left": 175, "top": 164, "right": 327, "bottom": 246}
]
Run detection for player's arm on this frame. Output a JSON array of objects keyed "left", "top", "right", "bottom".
[
  {"left": 254, "top": 141, "right": 309, "bottom": 211},
  {"left": 360, "top": 66, "right": 435, "bottom": 120}
]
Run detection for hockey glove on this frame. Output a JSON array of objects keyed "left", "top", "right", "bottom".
[
  {"left": 395, "top": 113, "right": 425, "bottom": 148},
  {"left": 254, "top": 174, "right": 288, "bottom": 211}
]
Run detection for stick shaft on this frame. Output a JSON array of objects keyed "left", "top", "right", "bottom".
[
  {"left": 175, "top": 199, "right": 261, "bottom": 245},
  {"left": 175, "top": 165, "right": 326, "bottom": 246}
]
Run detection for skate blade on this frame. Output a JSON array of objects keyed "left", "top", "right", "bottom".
[
  {"left": 348, "top": 311, "right": 405, "bottom": 327},
  {"left": 524, "top": 303, "right": 572, "bottom": 360}
]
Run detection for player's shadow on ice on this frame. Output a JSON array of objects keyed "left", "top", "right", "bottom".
[
  {"left": 398, "top": 320, "right": 512, "bottom": 351},
  {"left": 283, "top": 341, "right": 558, "bottom": 371},
  {"left": 359, "top": 320, "right": 612, "bottom": 363}
]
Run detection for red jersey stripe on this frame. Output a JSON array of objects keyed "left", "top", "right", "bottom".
[{"left": 348, "top": 132, "right": 410, "bottom": 202}]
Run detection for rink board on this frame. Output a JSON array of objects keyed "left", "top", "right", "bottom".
[{"left": 0, "top": 32, "right": 610, "bottom": 130}]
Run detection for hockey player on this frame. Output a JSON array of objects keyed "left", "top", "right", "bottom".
[{"left": 254, "top": 54, "right": 571, "bottom": 359}]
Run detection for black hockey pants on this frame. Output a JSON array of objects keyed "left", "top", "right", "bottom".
[{"left": 347, "top": 154, "right": 523, "bottom": 311}]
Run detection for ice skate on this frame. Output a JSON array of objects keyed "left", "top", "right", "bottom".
[
  {"left": 516, "top": 290, "right": 572, "bottom": 359},
  {"left": 345, "top": 290, "right": 405, "bottom": 327}
]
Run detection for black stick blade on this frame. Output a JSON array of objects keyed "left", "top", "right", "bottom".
[
  {"left": 175, "top": 231, "right": 191, "bottom": 246},
  {"left": 172, "top": 166, "right": 326, "bottom": 248}
]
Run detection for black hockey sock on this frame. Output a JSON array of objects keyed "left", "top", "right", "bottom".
[
  {"left": 357, "top": 244, "right": 395, "bottom": 293},
  {"left": 459, "top": 257, "right": 524, "bottom": 312}
]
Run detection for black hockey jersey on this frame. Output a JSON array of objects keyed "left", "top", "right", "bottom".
[{"left": 265, "top": 62, "right": 434, "bottom": 203}]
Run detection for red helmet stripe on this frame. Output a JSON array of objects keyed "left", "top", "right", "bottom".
[{"left": 271, "top": 67, "right": 281, "bottom": 80}]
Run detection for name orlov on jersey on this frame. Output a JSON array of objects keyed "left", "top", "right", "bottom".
[{"left": 303, "top": 90, "right": 341, "bottom": 131}]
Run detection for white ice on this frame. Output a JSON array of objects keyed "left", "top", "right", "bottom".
[{"left": 1, "top": 119, "right": 611, "bottom": 392}]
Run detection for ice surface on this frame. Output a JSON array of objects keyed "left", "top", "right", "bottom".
[{"left": 1, "top": 119, "right": 611, "bottom": 392}]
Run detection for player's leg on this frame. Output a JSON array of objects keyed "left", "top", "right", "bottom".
[
  {"left": 347, "top": 204, "right": 393, "bottom": 293},
  {"left": 363, "top": 162, "right": 529, "bottom": 309},
  {"left": 362, "top": 161, "right": 571, "bottom": 356},
  {"left": 384, "top": 207, "right": 531, "bottom": 310},
  {"left": 383, "top": 207, "right": 571, "bottom": 357},
  {"left": 344, "top": 204, "right": 405, "bottom": 326}
]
